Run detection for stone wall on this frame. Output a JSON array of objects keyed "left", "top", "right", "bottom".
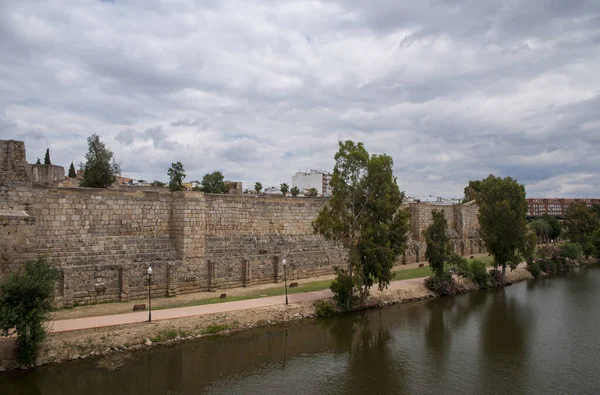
[
  {"left": 0, "top": 139, "right": 485, "bottom": 306},
  {"left": 30, "top": 164, "right": 65, "bottom": 184}
]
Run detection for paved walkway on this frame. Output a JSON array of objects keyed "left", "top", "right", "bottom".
[{"left": 49, "top": 277, "right": 425, "bottom": 333}]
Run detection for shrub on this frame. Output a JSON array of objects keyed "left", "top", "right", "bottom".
[
  {"left": 560, "top": 242, "right": 583, "bottom": 260},
  {"left": 527, "top": 261, "right": 542, "bottom": 278},
  {"left": 330, "top": 268, "right": 358, "bottom": 311},
  {"left": 538, "top": 257, "right": 557, "bottom": 274},
  {"left": 201, "top": 324, "right": 231, "bottom": 335},
  {"left": 424, "top": 274, "right": 456, "bottom": 296},
  {"left": 448, "top": 254, "right": 469, "bottom": 277},
  {"left": 0, "top": 258, "right": 60, "bottom": 366},
  {"left": 314, "top": 300, "right": 336, "bottom": 317},
  {"left": 469, "top": 260, "right": 489, "bottom": 287}
]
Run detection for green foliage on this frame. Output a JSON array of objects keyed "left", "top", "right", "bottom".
[
  {"left": 290, "top": 186, "right": 300, "bottom": 197},
  {"left": 560, "top": 242, "right": 583, "bottom": 260},
  {"left": 0, "top": 258, "right": 60, "bottom": 366},
  {"left": 424, "top": 274, "right": 456, "bottom": 296},
  {"left": 329, "top": 268, "right": 359, "bottom": 311},
  {"left": 151, "top": 328, "right": 179, "bottom": 342},
  {"left": 523, "top": 231, "right": 538, "bottom": 265},
  {"left": 539, "top": 214, "right": 562, "bottom": 240},
  {"left": 151, "top": 180, "right": 165, "bottom": 187},
  {"left": 44, "top": 148, "right": 51, "bottom": 165},
  {"left": 280, "top": 183, "right": 289, "bottom": 196},
  {"left": 35, "top": 158, "right": 41, "bottom": 165},
  {"left": 254, "top": 182, "right": 262, "bottom": 194},
  {"left": 68, "top": 162, "right": 77, "bottom": 178},
  {"left": 564, "top": 203, "right": 598, "bottom": 245},
  {"left": 529, "top": 218, "right": 551, "bottom": 243},
  {"left": 590, "top": 228, "right": 600, "bottom": 259},
  {"left": 314, "top": 300, "right": 336, "bottom": 317},
  {"left": 469, "top": 260, "right": 489, "bottom": 287},
  {"left": 201, "top": 323, "right": 231, "bottom": 335},
  {"left": 452, "top": 255, "right": 471, "bottom": 278},
  {"left": 308, "top": 188, "right": 319, "bottom": 196},
  {"left": 167, "top": 162, "right": 186, "bottom": 192},
  {"left": 313, "top": 141, "right": 411, "bottom": 305},
  {"left": 526, "top": 261, "right": 542, "bottom": 277},
  {"left": 80, "top": 134, "right": 121, "bottom": 188},
  {"left": 201, "top": 171, "right": 229, "bottom": 193},
  {"left": 462, "top": 180, "right": 483, "bottom": 203},
  {"left": 424, "top": 210, "right": 452, "bottom": 277},
  {"left": 473, "top": 174, "right": 528, "bottom": 275}
]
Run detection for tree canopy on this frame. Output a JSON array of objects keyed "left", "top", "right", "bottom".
[
  {"left": 280, "top": 183, "right": 289, "bottom": 196},
  {"left": 44, "top": 149, "right": 51, "bottom": 165},
  {"left": 539, "top": 214, "right": 562, "bottom": 240},
  {"left": 474, "top": 175, "right": 528, "bottom": 275},
  {"left": 68, "top": 162, "right": 77, "bottom": 178},
  {"left": 564, "top": 203, "right": 598, "bottom": 244},
  {"left": 80, "top": 134, "right": 121, "bottom": 188},
  {"left": 201, "top": 171, "right": 229, "bottom": 193},
  {"left": 424, "top": 210, "right": 452, "bottom": 277},
  {"left": 463, "top": 180, "right": 483, "bottom": 203},
  {"left": 529, "top": 218, "right": 551, "bottom": 243},
  {"left": 254, "top": 182, "right": 262, "bottom": 194},
  {"left": 290, "top": 186, "right": 300, "bottom": 197},
  {"left": 167, "top": 162, "right": 186, "bottom": 192},
  {"left": 308, "top": 188, "right": 319, "bottom": 196},
  {"left": 313, "top": 140, "right": 410, "bottom": 308}
]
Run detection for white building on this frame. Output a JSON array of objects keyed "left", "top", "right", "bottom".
[{"left": 292, "top": 169, "right": 332, "bottom": 196}]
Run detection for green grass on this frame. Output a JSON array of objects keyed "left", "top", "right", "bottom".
[{"left": 200, "top": 323, "right": 232, "bottom": 335}]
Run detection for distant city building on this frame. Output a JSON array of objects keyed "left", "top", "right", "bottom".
[
  {"left": 292, "top": 169, "right": 332, "bottom": 197},
  {"left": 527, "top": 198, "right": 600, "bottom": 218}
]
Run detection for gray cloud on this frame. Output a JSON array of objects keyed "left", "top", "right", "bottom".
[{"left": 0, "top": 0, "right": 598, "bottom": 197}]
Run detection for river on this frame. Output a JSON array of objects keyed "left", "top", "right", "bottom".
[{"left": 1, "top": 267, "right": 599, "bottom": 395}]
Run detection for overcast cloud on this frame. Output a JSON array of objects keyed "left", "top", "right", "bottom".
[{"left": 1, "top": 0, "right": 599, "bottom": 198}]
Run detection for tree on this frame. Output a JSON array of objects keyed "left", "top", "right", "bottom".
[
  {"left": 80, "top": 134, "right": 120, "bottom": 188},
  {"left": 280, "top": 183, "right": 289, "bottom": 196},
  {"left": 35, "top": 158, "right": 41, "bottom": 165},
  {"left": 529, "top": 218, "right": 551, "bottom": 243},
  {"left": 308, "top": 188, "right": 319, "bottom": 196},
  {"left": 254, "top": 182, "right": 262, "bottom": 194},
  {"left": 201, "top": 171, "right": 229, "bottom": 194},
  {"left": 0, "top": 258, "right": 60, "bottom": 366},
  {"left": 539, "top": 214, "right": 562, "bottom": 240},
  {"left": 592, "top": 204, "right": 600, "bottom": 217},
  {"left": 474, "top": 175, "right": 528, "bottom": 276},
  {"left": 291, "top": 186, "right": 300, "bottom": 197},
  {"left": 151, "top": 180, "right": 165, "bottom": 187},
  {"left": 68, "top": 162, "right": 77, "bottom": 178},
  {"left": 44, "top": 148, "right": 51, "bottom": 165},
  {"left": 463, "top": 180, "right": 483, "bottom": 203},
  {"left": 313, "top": 140, "right": 410, "bottom": 309},
  {"left": 590, "top": 228, "right": 600, "bottom": 259},
  {"left": 424, "top": 210, "right": 452, "bottom": 277},
  {"left": 167, "top": 162, "right": 186, "bottom": 192},
  {"left": 564, "top": 203, "right": 598, "bottom": 245}
]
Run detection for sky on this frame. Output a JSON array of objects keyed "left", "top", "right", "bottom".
[{"left": 1, "top": 0, "right": 599, "bottom": 199}]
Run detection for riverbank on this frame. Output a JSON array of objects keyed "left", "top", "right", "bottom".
[{"left": 0, "top": 260, "right": 595, "bottom": 372}]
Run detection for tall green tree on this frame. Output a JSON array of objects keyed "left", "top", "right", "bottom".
[
  {"left": 564, "top": 203, "right": 598, "bottom": 244},
  {"left": 474, "top": 175, "right": 528, "bottom": 276},
  {"left": 539, "top": 214, "right": 562, "bottom": 240},
  {"left": 254, "top": 182, "right": 262, "bottom": 194},
  {"left": 167, "top": 162, "right": 186, "bottom": 192},
  {"left": 529, "top": 218, "right": 551, "bottom": 243},
  {"left": 80, "top": 134, "right": 121, "bottom": 188},
  {"left": 280, "top": 183, "right": 289, "bottom": 196},
  {"left": 424, "top": 210, "right": 452, "bottom": 277},
  {"left": 44, "top": 148, "right": 51, "bottom": 165},
  {"left": 290, "top": 186, "right": 300, "bottom": 197},
  {"left": 201, "top": 171, "right": 229, "bottom": 193},
  {"left": 68, "top": 162, "right": 77, "bottom": 178},
  {"left": 463, "top": 180, "right": 483, "bottom": 203},
  {"left": 0, "top": 258, "right": 60, "bottom": 366},
  {"left": 313, "top": 141, "right": 410, "bottom": 308}
]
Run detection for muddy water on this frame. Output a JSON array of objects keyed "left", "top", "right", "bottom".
[{"left": 1, "top": 267, "right": 599, "bottom": 395}]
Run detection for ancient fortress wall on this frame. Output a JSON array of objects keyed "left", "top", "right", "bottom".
[{"left": 0, "top": 140, "right": 484, "bottom": 306}]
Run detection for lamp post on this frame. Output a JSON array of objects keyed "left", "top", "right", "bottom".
[
  {"left": 147, "top": 266, "right": 153, "bottom": 322},
  {"left": 282, "top": 258, "right": 288, "bottom": 305}
]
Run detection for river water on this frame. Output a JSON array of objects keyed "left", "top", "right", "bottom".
[{"left": 1, "top": 267, "right": 599, "bottom": 395}]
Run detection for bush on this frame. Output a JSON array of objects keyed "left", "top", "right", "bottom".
[
  {"left": 314, "top": 300, "right": 336, "bottom": 317},
  {"left": 448, "top": 254, "right": 469, "bottom": 277},
  {"left": 0, "top": 258, "right": 60, "bottom": 366},
  {"left": 560, "top": 242, "right": 583, "bottom": 260},
  {"left": 330, "top": 268, "right": 358, "bottom": 311},
  {"left": 527, "top": 261, "right": 542, "bottom": 278},
  {"left": 424, "top": 274, "right": 456, "bottom": 296},
  {"left": 538, "top": 257, "right": 557, "bottom": 274},
  {"left": 469, "top": 260, "right": 489, "bottom": 287}
]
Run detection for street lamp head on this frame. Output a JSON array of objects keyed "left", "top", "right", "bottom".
[
  {"left": 147, "top": 267, "right": 153, "bottom": 275},
  {"left": 282, "top": 259, "right": 286, "bottom": 266}
]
